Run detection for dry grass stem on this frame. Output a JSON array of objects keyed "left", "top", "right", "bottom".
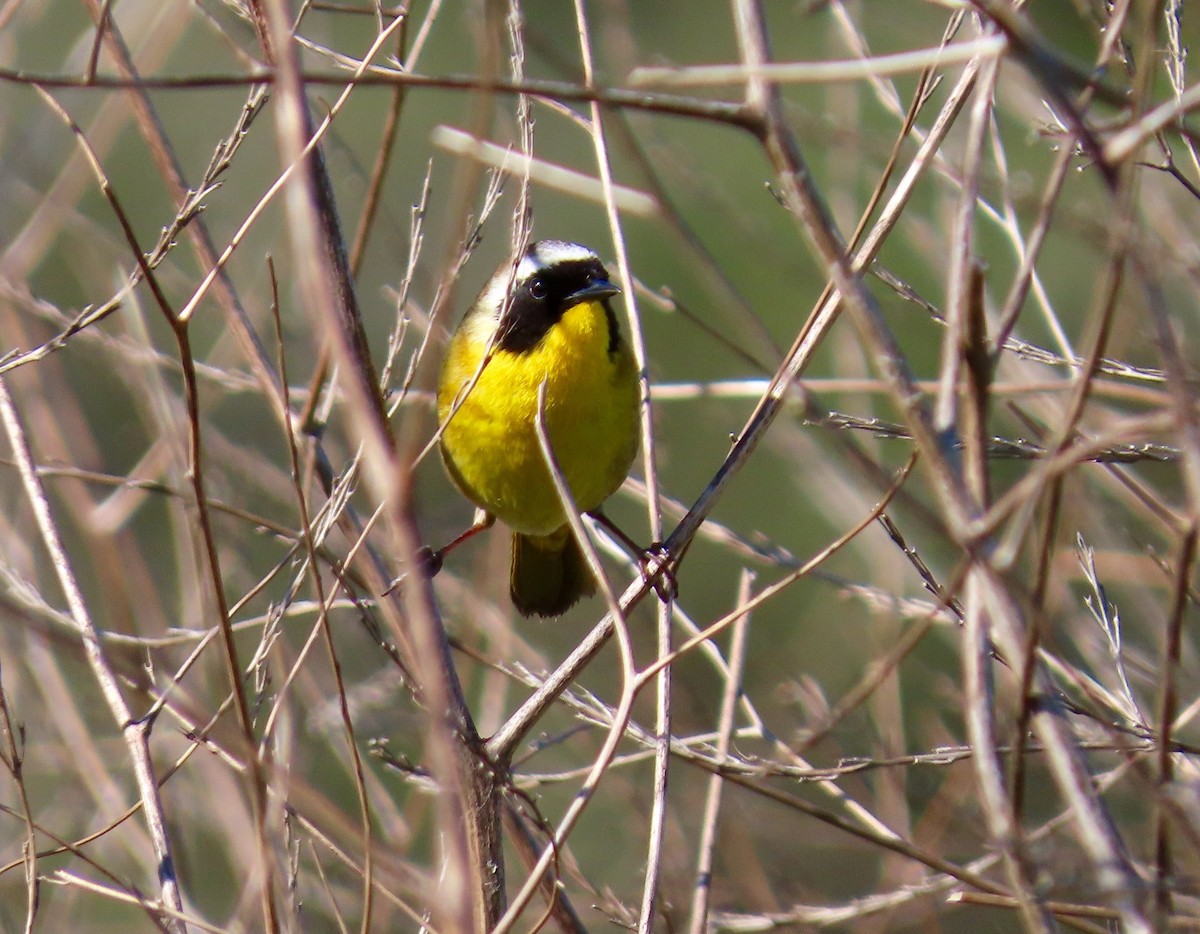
[{"left": 4, "top": 1, "right": 1200, "bottom": 930}]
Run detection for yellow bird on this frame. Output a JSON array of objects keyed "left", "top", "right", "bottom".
[{"left": 436, "top": 240, "right": 640, "bottom": 616}]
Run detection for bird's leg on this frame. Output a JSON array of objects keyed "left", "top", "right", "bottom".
[
  {"left": 385, "top": 510, "right": 495, "bottom": 594},
  {"left": 586, "top": 510, "right": 678, "bottom": 603},
  {"left": 418, "top": 508, "right": 496, "bottom": 576}
]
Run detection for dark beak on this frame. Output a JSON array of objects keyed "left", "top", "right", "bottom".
[{"left": 566, "top": 278, "right": 620, "bottom": 303}]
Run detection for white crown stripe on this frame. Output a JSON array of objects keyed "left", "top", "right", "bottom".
[{"left": 532, "top": 240, "right": 598, "bottom": 266}]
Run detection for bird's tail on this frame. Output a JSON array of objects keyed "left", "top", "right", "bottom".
[{"left": 510, "top": 527, "right": 595, "bottom": 617}]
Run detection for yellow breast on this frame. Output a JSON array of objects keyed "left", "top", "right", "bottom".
[{"left": 438, "top": 299, "right": 639, "bottom": 537}]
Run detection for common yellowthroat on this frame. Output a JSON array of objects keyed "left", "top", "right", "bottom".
[{"left": 436, "top": 240, "right": 640, "bottom": 617}]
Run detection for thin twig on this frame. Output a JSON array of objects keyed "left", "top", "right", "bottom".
[
  {"left": 0, "top": 380, "right": 185, "bottom": 933},
  {"left": 687, "top": 570, "right": 754, "bottom": 934}
]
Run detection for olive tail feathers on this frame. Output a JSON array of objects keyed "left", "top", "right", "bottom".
[{"left": 510, "top": 528, "right": 596, "bottom": 617}]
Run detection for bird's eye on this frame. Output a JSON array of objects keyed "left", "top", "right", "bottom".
[{"left": 528, "top": 277, "right": 547, "bottom": 300}]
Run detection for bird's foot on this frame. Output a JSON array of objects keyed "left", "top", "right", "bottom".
[
  {"left": 639, "top": 542, "right": 678, "bottom": 604},
  {"left": 382, "top": 546, "right": 444, "bottom": 596},
  {"left": 414, "top": 545, "right": 444, "bottom": 579}
]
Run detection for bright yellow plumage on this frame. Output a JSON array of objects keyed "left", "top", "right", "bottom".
[
  {"left": 436, "top": 241, "right": 640, "bottom": 616},
  {"left": 439, "top": 298, "right": 638, "bottom": 534}
]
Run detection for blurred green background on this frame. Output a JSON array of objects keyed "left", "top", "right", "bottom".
[{"left": 2, "top": 0, "right": 1198, "bottom": 930}]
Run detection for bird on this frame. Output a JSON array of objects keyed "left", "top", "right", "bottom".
[{"left": 435, "top": 240, "right": 641, "bottom": 617}]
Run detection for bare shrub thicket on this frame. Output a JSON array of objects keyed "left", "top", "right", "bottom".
[{"left": 2, "top": 1, "right": 1200, "bottom": 931}]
